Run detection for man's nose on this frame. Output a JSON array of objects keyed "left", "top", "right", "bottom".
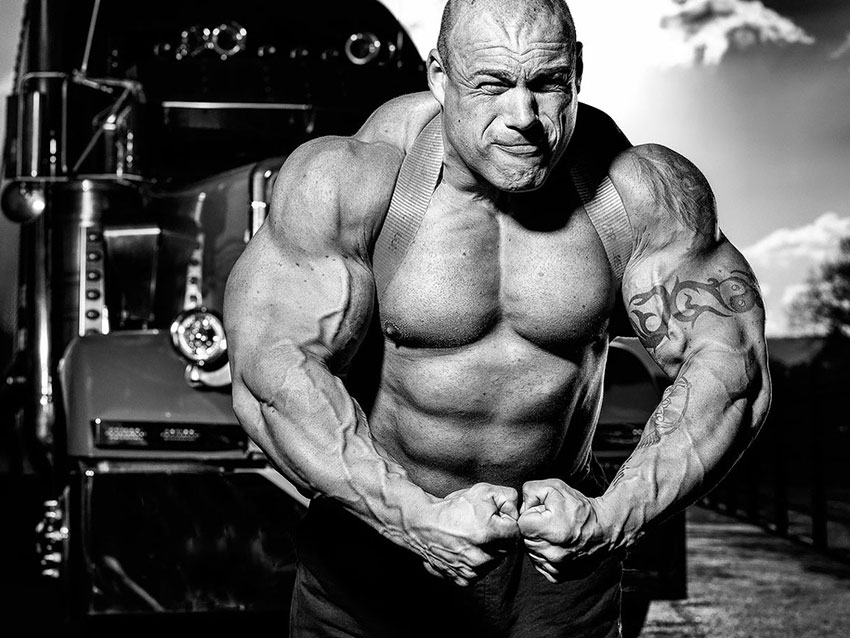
[{"left": 504, "top": 87, "right": 538, "bottom": 131}]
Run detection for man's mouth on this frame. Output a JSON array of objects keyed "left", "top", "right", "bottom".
[{"left": 494, "top": 143, "right": 544, "bottom": 157}]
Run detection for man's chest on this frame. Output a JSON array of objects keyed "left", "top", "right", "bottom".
[{"left": 377, "top": 206, "right": 618, "bottom": 350}]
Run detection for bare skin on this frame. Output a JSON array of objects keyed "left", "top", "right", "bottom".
[{"left": 224, "top": 0, "right": 771, "bottom": 591}]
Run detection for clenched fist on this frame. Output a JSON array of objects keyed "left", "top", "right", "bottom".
[
  {"left": 518, "top": 478, "right": 611, "bottom": 583},
  {"left": 408, "top": 482, "right": 520, "bottom": 587}
]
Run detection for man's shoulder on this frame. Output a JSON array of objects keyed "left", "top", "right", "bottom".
[
  {"left": 355, "top": 91, "right": 442, "bottom": 151},
  {"left": 268, "top": 116, "right": 425, "bottom": 249},
  {"left": 266, "top": 92, "right": 440, "bottom": 246},
  {"left": 279, "top": 91, "right": 439, "bottom": 190},
  {"left": 609, "top": 143, "right": 718, "bottom": 240},
  {"left": 276, "top": 134, "right": 399, "bottom": 199}
]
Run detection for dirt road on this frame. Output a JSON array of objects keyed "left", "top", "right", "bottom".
[{"left": 641, "top": 505, "right": 850, "bottom": 637}]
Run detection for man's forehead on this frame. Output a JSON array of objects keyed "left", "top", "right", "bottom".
[
  {"left": 452, "top": 35, "right": 574, "bottom": 78},
  {"left": 449, "top": 9, "right": 573, "bottom": 58},
  {"left": 459, "top": 47, "right": 574, "bottom": 79}
]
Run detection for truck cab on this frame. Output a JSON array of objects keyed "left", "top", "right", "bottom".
[{"left": 0, "top": 2, "right": 685, "bottom": 635}]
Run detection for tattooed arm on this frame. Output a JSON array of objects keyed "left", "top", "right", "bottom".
[
  {"left": 602, "top": 143, "right": 771, "bottom": 546},
  {"left": 519, "top": 144, "right": 771, "bottom": 582}
]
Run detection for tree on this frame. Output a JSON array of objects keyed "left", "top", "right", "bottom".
[{"left": 787, "top": 236, "right": 850, "bottom": 336}]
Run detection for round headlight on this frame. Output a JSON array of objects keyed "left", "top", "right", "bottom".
[
  {"left": 170, "top": 307, "right": 227, "bottom": 368},
  {"left": 344, "top": 32, "right": 381, "bottom": 65},
  {"left": 211, "top": 21, "right": 247, "bottom": 60}
]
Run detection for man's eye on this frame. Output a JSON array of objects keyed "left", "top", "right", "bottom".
[
  {"left": 478, "top": 81, "right": 509, "bottom": 92},
  {"left": 529, "top": 80, "right": 568, "bottom": 93}
]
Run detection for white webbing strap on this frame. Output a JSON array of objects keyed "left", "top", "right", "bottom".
[
  {"left": 570, "top": 165, "right": 633, "bottom": 285},
  {"left": 372, "top": 114, "right": 444, "bottom": 303},
  {"left": 372, "top": 117, "right": 632, "bottom": 295}
]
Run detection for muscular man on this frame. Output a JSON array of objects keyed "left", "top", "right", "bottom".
[{"left": 223, "top": 1, "right": 771, "bottom": 636}]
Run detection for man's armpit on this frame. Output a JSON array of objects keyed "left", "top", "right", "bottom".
[{"left": 627, "top": 269, "right": 764, "bottom": 353}]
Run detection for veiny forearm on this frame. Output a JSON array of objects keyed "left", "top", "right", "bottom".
[
  {"left": 595, "top": 343, "right": 770, "bottom": 549},
  {"left": 235, "top": 344, "right": 436, "bottom": 542}
]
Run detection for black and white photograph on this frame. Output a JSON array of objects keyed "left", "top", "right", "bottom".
[{"left": 1, "top": 1, "right": 849, "bottom": 636}]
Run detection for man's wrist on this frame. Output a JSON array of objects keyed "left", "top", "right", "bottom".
[
  {"left": 591, "top": 494, "right": 645, "bottom": 552},
  {"left": 373, "top": 489, "right": 440, "bottom": 552}
]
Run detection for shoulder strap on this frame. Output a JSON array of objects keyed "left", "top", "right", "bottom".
[
  {"left": 372, "top": 117, "right": 633, "bottom": 296},
  {"left": 372, "top": 114, "right": 444, "bottom": 303},
  {"left": 570, "top": 165, "right": 633, "bottom": 286}
]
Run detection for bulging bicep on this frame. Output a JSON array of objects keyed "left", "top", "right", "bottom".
[
  {"left": 616, "top": 145, "right": 766, "bottom": 375},
  {"left": 227, "top": 227, "right": 374, "bottom": 353},
  {"left": 621, "top": 235, "right": 767, "bottom": 383},
  {"left": 223, "top": 142, "right": 384, "bottom": 399}
]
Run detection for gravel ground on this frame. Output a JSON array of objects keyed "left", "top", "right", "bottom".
[{"left": 641, "top": 505, "right": 850, "bottom": 638}]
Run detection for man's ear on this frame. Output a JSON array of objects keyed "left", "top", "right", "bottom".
[
  {"left": 427, "top": 48, "right": 447, "bottom": 106},
  {"left": 575, "top": 42, "right": 584, "bottom": 93}
]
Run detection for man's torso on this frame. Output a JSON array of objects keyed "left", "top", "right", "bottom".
[{"left": 358, "top": 145, "right": 623, "bottom": 497}]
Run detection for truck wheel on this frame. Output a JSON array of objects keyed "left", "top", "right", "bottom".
[{"left": 621, "top": 593, "right": 651, "bottom": 638}]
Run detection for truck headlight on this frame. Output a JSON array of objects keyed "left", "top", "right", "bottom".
[
  {"left": 170, "top": 307, "right": 227, "bottom": 369},
  {"left": 344, "top": 32, "right": 381, "bottom": 65}
]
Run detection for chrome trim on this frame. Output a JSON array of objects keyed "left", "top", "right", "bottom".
[
  {"left": 184, "top": 363, "right": 232, "bottom": 388},
  {"left": 249, "top": 199, "right": 267, "bottom": 238},
  {"left": 176, "top": 21, "right": 247, "bottom": 60},
  {"left": 80, "top": 0, "right": 102, "bottom": 76},
  {"left": 27, "top": 90, "right": 40, "bottom": 177},
  {"left": 17, "top": 72, "right": 70, "bottom": 177},
  {"left": 249, "top": 165, "right": 277, "bottom": 238},
  {"left": 35, "top": 497, "right": 69, "bottom": 579},
  {"left": 78, "top": 223, "right": 108, "bottom": 336},
  {"left": 33, "top": 212, "right": 54, "bottom": 449},
  {"left": 162, "top": 100, "right": 312, "bottom": 111},
  {"left": 184, "top": 193, "right": 205, "bottom": 310}
]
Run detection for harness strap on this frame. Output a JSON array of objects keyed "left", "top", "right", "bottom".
[
  {"left": 372, "top": 114, "right": 443, "bottom": 303},
  {"left": 372, "top": 115, "right": 634, "bottom": 299},
  {"left": 570, "top": 165, "right": 633, "bottom": 285}
]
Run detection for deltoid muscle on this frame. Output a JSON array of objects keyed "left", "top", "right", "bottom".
[{"left": 628, "top": 270, "right": 763, "bottom": 350}]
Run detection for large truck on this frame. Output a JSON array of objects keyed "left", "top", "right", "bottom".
[{"left": 0, "top": 2, "right": 685, "bottom": 636}]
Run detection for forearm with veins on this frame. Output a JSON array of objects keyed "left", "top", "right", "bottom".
[
  {"left": 251, "top": 343, "right": 433, "bottom": 545},
  {"left": 598, "top": 273, "right": 768, "bottom": 548}
]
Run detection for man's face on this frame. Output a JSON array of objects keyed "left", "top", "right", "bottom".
[{"left": 431, "top": 10, "right": 581, "bottom": 193}]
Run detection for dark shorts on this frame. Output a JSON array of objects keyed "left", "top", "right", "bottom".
[{"left": 289, "top": 462, "right": 623, "bottom": 638}]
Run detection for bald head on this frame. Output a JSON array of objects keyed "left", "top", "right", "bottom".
[
  {"left": 436, "top": 0, "right": 577, "bottom": 74},
  {"left": 427, "top": 0, "right": 583, "bottom": 193}
]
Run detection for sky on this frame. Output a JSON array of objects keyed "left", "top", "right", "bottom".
[{"left": 1, "top": 0, "right": 849, "bottom": 337}]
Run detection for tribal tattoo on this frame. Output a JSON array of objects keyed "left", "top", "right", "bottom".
[{"left": 628, "top": 270, "right": 763, "bottom": 351}]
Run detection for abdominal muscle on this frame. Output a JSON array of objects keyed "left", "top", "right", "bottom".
[{"left": 367, "top": 325, "right": 607, "bottom": 498}]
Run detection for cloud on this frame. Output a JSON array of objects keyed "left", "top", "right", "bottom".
[
  {"left": 659, "top": 0, "right": 815, "bottom": 65},
  {"left": 743, "top": 211, "right": 850, "bottom": 268},
  {"left": 380, "top": 1, "right": 815, "bottom": 75},
  {"left": 780, "top": 282, "right": 809, "bottom": 306},
  {"left": 830, "top": 32, "right": 850, "bottom": 58},
  {"left": 829, "top": 31, "right": 850, "bottom": 68},
  {"left": 743, "top": 212, "right": 850, "bottom": 336}
]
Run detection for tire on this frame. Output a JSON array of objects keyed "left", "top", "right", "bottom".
[{"left": 621, "top": 592, "right": 652, "bottom": 638}]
